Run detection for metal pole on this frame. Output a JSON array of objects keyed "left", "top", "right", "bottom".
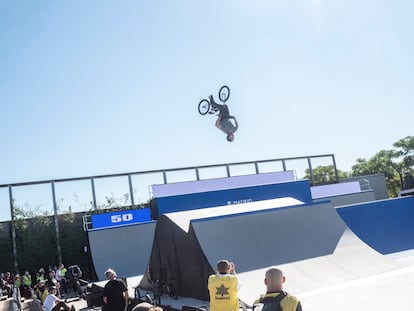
[
  {"left": 332, "top": 155, "right": 339, "bottom": 182},
  {"left": 91, "top": 178, "right": 97, "bottom": 209},
  {"left": 254, "top": 162, "right": 259, "bottom": 174},
  {"left": 128, "top": 175, "right": 135, "bottom": 208},
  {"left": 8, "top": 186, "right": 19, "bottom": 274},
  {"left": 225, "top": 165, "right": 231, "bottom": 177},
  {"left": 307, "top": 157, "right": 314, "bottom": 186},
  {"left": 51, "top": 182, "right": 63, "bottom": 264},
  {"left": 195, "top": 168, "right": 200, "bottom": 181}
]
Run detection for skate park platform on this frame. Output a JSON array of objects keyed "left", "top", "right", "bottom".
[{"left": 85, "top": 176, "right": 414, "bottom": 311}]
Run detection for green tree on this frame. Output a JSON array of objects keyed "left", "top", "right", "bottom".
[
  {"left": 0, "top": 221, "right": 13, "bottom": 272},
  {"left": 11, "top": 202, "right": 93, "bottom": 278},
  {"left": 304, "top": 165, "right": 349, "bottom": 185},
  {"left": 393, "top": 136, "right": 414, "bottom": 170},
  {"left": 351, "top": 149, "right": 401, "bottom": 197},
  {"left": 14, "top": 204, "right": 57, "bottom": 273}
]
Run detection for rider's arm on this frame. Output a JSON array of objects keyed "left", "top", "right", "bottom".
[{"left": 233, "top": 117, "right": 239, "bottom": 131}]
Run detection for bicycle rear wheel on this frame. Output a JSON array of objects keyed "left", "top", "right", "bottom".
[
  {"left": 198, "top": 99, "right": 210, "bottom": 115},
  {"left": 218, "top": 85, "right": 230, "bottom": 103}
]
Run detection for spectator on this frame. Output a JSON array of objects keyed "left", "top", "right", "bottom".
[
  {"left": 22, "top": 271, "right": 33, "bottom": 298},
  {"left": 37, "top": 268, "right": 46, "bottom": 282},
  {"left": 46, "top": 269, "right": 61, "bottom": 297},
  {"left": 208, "top": 259, "right": 241, "bottom": 311},
  {"left": 103, "top": 268, "right": 128, "bottom": 311},
  {"left": 252, "top": 268, "right": 302, "bottom": 311},
  {"left": 35, "top": 279, "right": 48, "bottom": 303},
  {"left": 56, "top": 264, "right": 67, "bottom": 295},
  {"left": 43, "top": 286, "right": 75, "bottom": 311},
  {"left": 2, "top": 272, "right": 14, "bottom": 297}
]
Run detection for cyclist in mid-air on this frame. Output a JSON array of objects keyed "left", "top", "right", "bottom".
[{"left": 209, "top": 95, "right": 239, "bottom": 142}]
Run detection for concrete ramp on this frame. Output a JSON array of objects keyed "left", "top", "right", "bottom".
[
  {"left": 237, "top": 228, "right": 407, "bottom": 306},
  {"left": 191, "top": 201, "right": 346, "bottom": 273},
  {"left": 88, "top": 221, "right": 156, "bottom": 281},
  {"left": 139, "top": 198, "right": 351, "bottom": 301}
]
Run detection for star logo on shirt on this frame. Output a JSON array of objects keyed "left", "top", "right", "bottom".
[{"left": 216, "top": 284, "right": 229, "bottom": 296}]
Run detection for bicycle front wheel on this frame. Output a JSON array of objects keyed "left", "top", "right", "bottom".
[
  {"left": 218, "top": 85, "right": 230, "bottom": 103},
  {"left": 198, "top": 99, "right": 210, "bottom": 115}
]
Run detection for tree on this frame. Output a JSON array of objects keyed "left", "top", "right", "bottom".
[
  {"left": 13, "top": 204, "right": 57, "bottom": 273},
  {"left": 351, "top": 149, "right": 401, "bottom": 197},
  {"left": 304, "top": 165, "right": 349, "bottom": 185},
  {"left": 393, "top": 136, "right": 414, "bottom": 170}
]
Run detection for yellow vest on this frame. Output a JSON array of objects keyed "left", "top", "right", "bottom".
[
  {"left": 208, "top": 274, "right": 239, "bottom": 311},
  {"left": 253, "top": 292, "right": 301, "bottom": 311}
]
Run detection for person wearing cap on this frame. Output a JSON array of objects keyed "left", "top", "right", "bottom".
[
  {"left": 43, "top": 286, "right": 75, "bottom": 311},
  {"left": 252, "top": 268, "right": 302, "bottom": 311},
  {"left": 103, "top": 268, "right": 129, "bottom": 311},
  {"left": 208, "top": 259, "right": 241, "bottom": 311}
]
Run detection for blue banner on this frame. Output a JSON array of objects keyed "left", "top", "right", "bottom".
[{"left": 91, "top": 208, "right": 151, "bottom": 230}]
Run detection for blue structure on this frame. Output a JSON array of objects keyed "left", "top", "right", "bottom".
[
  {"left": 151, "top": 179, "right": 313, "bottom": 218},
  {"left": 337, "top": 196, "right": 414, "bottom": 254}
]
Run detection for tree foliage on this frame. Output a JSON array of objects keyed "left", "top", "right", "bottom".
[
  {"left": 304, "top": 165, "right": 349, "bottom": 185},
  {"left": 0, "top": 201, "right": 93, "bottom": 278},
  {"left": 393, "top": 136, "right": 414, "bottom": 170},
  {"left": 287, "top": 136, "right": 413, "bottom": 197},
  {"left": 350, "top": 136, "right": 414, "bottom": 197}
]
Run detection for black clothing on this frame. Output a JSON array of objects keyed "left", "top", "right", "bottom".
[
  {"left": 209, "top": 95, "right": 230, "bottom": 119},
  {"left": 103, "top": 279, "right": 128, "bottom": 311}
]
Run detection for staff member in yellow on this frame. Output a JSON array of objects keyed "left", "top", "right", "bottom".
[
  {"left": 252, "top": 268, "right": 302, "bottom": 311},
  {"left": 208, "top": 260, "right": 241, "bottom": 311}
]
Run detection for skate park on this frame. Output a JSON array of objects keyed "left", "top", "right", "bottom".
[{"left": 84, "top": 159, "right": 414, "bottom": 311}]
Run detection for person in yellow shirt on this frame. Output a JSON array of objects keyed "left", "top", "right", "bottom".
[
  {"left": 252, "top": 268, "right": 302, "bottom": 311},
  {"left": 208, "top": 260, "right": 241, "bottom": 311}
]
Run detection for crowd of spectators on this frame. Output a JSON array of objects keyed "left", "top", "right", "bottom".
[{"left": 1, "top": 263, "right": 83, "bottom": 302}]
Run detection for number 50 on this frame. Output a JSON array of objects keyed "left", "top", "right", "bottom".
[{"left": 111, "top": 213, "right": 133, "bottom": 223}]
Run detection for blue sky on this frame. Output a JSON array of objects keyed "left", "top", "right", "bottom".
[{"left": 1, "top": 0, "right": 413, "bottom": 187}]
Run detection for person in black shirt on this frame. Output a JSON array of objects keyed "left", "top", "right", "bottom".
[{"left": 103, "top": 269, "right": 128, "bottom": 311}]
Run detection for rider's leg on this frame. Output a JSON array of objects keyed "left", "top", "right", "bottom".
[
  {"left": 209, "top": 95, "right": 231, "bottom": 117},
  {"left": 209, "top": 95, "right": 221, "bottom": 109}
]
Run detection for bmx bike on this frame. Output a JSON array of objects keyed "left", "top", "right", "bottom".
[{"left": 198, "top": 85, "right": 230, "bottom": 115}]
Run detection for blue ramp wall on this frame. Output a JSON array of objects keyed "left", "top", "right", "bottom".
[
  {"left": 153, "top": 179, "right": 312, "bottom": 217},
  {"left": 337, "top": 196, "right": 414, "bottom": 254}
]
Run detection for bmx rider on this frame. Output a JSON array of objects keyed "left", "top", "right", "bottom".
[{"left": 209, "top": 95, "right": 238, "bottom": 142}]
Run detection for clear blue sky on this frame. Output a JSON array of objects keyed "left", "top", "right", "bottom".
[{"left": 1, "top": 0, "right": 413, "bottom": 186}]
